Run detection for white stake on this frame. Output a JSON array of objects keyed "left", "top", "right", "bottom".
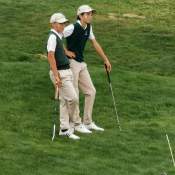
[{"left": 166, "top": 133, "right": 175, "bottom": 167}]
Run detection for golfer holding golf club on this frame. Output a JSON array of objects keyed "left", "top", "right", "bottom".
[
  {"left": 47, "top": 12, "right": 80, "bottom": 140},
  {"left": 63, "top": 5, "right": 112, "bottom": 133}
]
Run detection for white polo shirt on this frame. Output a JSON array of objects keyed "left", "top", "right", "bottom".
[
  {"left": 63, "top": 20, "right": 95, "bottom": 40},
  {"left": 47, "top": 29, "right": 63, "bottom": 52}
]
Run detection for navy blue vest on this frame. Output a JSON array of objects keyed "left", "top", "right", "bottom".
[
  {"left": 48, "top": 31, "right": 70, "bottom": 70},
  {"left": 66, "top": 22, "right": 91, "bottom": 62}
]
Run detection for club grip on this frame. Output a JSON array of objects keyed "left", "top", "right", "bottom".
[
  {"left": 104, "top": 64, "right": 111, "bottom": 83},
  {"left": 55, "top": 86, "right": 59, "bottom": 100}
]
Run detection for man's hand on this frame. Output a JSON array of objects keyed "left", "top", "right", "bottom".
[
  {"left": 55, "top": 76, "right": 62, "bottom": 88},
  {"left": 48, "top": 51, "right": 62, "bottom": 88},
  {"left": 65, "top": 50, "right": 76, "bottom": 59},
  {"left": 104, "top": 60, "right": 112, "bottom": 72}
]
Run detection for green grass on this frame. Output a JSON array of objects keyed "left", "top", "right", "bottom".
[{"left": 0, "top": 0, "right": 175, "bottom": 174}]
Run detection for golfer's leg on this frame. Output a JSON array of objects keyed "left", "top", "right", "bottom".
[
  {"left": 60, "top": 69, "right": 79, "bottom": 126},
  {"left": 79, "top": 64, "right": 96, "bottom": 125},
  {"left": 69, "top": 59, "right": 82, "bottom": 125},
  {"left": 50, "top": 70, "right": 70, "bottom": 130},
  {"left": 59, "top": 97, "right": 70, "bottom": 130}
]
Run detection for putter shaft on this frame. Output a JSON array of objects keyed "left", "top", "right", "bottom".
[
  {"left": 109, "top": 83, "right": 122, "bottom": 131},
  {"left": 52, "top": 86, "right": 59, "bottom": 141},
  {"left": 105, "top": 64, "right": 122, "bottom": 131}
]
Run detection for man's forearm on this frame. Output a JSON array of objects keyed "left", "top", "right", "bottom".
[
  {"left": 92, "top": 40, "right": 109, "bottom": 62},
  {"left": 48, "top": 52, "right": 59, "bottom": 78}
]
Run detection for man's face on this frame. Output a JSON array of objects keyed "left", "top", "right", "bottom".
[
  {"left": 80, "top": 11, "right": 93, "bottom": 24},
  {"left": 53, "top": 22, "right": 66, "bottom": 32}
]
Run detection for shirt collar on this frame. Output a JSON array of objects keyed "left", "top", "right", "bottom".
[
  {"left": 51, "top": 29, "right": 63, "bottom": 39},
  {"left": 77, "top": 20, "right": 87, "bottom": 29}
]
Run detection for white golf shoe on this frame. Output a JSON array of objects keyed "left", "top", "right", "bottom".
[
  {"left": 75, "top": 124, "right": 92, "bottom": 134},
  {"left": 84, "top": 122, "right": 104, "bottom": 131},
  {"left": 59, "top": 129, "right": 80, "bottom": 140}
]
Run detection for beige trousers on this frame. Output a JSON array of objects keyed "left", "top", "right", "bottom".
[
  {"left": 49, "top": 69, "right": 78, "bottom": 130},
  {"left": 69, "top": 59, "right": 96, "bottom": 125}
]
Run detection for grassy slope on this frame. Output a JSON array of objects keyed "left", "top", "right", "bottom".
[{"left": 0, "top": 0, "right": 175, "bottom": 174}]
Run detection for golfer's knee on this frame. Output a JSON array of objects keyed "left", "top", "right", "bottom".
[
  {"left": 89, "top": 87, "right": 96, "bottom": 97},
  {"left": 73, "top": 96, "right": 79, "bottom": 104},
  {"left": 69, "top": 95, "right": 78, "bottom": 104}
]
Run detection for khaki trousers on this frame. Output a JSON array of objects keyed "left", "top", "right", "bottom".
[
  {"left": 49, "top": 69, "right": 78, "bottom": 130},
  {"left": 69, "top": 59, "right": 96, "bottom": 125}
]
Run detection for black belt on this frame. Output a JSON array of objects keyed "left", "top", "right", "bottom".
[
  {"left": 68, "top": 57, "right": 84, "bottom": 63},
  {"left": 57, "top": 64, "right": 70, "bottom": 70}
]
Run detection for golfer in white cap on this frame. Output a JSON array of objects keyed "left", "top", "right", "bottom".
[
  {"left": 63, "top": 5, "right": 112, "bottom": 133},
  {"left": 47, "top": 13, "right": 80, "bottom": 140}
]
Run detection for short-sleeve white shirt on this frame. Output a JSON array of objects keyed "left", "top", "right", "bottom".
[
  {"left": 47, "top": 29, "right": 63, "bottom": 52},
  {"left": 63, "top": 20, "right": 95, "bottom": 40}
]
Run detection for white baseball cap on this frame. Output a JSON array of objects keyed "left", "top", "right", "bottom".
[
  {"left": 77, "top": 5, "right": 96, "bottom": 16},
  {"left": 50, "top": 13, "right": 69, "bottom": 24}
]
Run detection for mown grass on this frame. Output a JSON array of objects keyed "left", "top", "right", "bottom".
[{"left": 0, "top": 0, "right": 175, "bottom": 174}]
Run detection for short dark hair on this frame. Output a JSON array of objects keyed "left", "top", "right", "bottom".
[
  {"left": 77, "top": 16, "right": 80, "bottom": 20},
  {"left": 77, "top": 13, "right": 85, "bottom": 20}
]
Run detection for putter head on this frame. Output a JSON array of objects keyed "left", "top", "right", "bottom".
[{"left": 52, "top": 124, "right": 56, "bottom": 141}]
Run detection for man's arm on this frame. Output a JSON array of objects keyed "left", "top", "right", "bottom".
[
  {"left": 90, "top": 39, "right": 112, "bottom": 72},
  {"left": 47, "top": 51, "right": 61, "bottom": 87},
  {"left": 63, "top": 24, "right": 76, "bottom": 59},
  {"left": 64, "top": 46, "right": 76, "bottom": 59},
  {"left": 47, "top": 34, "right": 61, "bottom": 87}
]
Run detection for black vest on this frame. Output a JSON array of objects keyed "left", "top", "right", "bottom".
[
  {"left": 66, "top": 22, "right": 91, "bottom": 62},
  {"left": 48, "top": 31, "right": 70, "bottom": 70}
]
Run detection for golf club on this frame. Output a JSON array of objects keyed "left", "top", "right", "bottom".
[
  {"left": 104, "top": 64, "right": 122, "bottom": 131},
  {"left": 52, "top": 86, "right": 59, "bottom": 141}
]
